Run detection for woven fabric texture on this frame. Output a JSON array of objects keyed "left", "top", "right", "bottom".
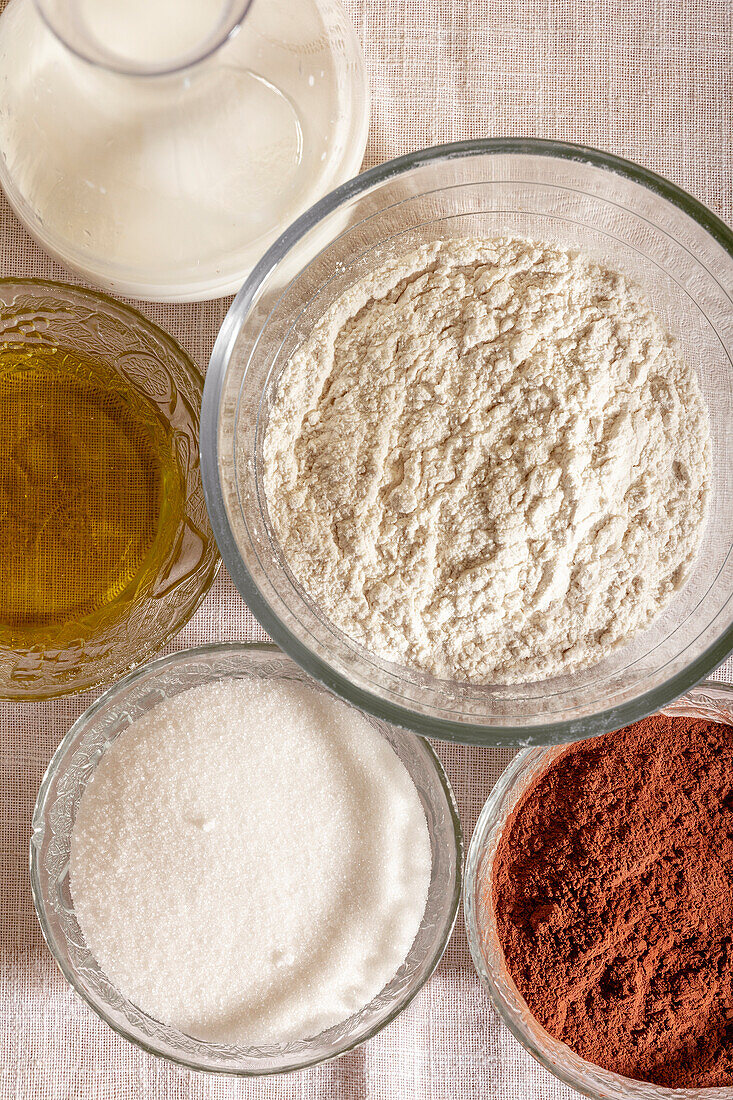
[{"left": 1, "top": 0, "right": 731, "bottom": 1097}]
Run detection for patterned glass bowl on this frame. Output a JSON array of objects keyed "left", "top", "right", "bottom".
[
  {"left": 463, "top": 681, "right": 733, "bottom": 1100},
  {"left": 201, "top": 138, "right": 733, "bottom": 746},
  {"left": 0, "top": 279, "right": 219, "bottom": 699},
  {"left": 30, "top": 642, "right": 463, "bottom": 1075}
]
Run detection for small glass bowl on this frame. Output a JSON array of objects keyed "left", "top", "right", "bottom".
[
  {"left": 463, "top": 681, "right": 733, "bottom": 1100},
  {"left": 30, "top": 642, "right": 463, "bottom": 1076},
  {"left": 0, "top": 279, "right": 220, "bottom": 699},
  {"left": 201, "top": 138, "right": 733, "bottom": 746}
]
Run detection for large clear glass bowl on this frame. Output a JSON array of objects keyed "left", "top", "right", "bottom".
[
  {"left": 30, "top": 642, "right": 463, "bottom": 1076},
  {"left": 0, "top": 278, "right": 220, "bottom": 699},
  {"left": 463, "top": 681, "right": 733, "bottom": 1100},
  {"left": 201, "top": 138, "right": 733, "bottom": 746}
]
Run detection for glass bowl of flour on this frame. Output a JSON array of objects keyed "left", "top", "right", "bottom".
[
  {"left": 30, "top": 643, "right": 462, "bottom": 1074},
  {"left": 201, "top": 138, "right": 733, "bottom": 745}
]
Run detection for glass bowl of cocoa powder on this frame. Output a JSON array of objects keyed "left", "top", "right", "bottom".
[{"left": 464, "top": 680, "right": 733, "bottom": 1099}]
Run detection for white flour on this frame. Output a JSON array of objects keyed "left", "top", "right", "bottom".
[{"left": 264, "top": 238, "right": 711, "bottom": 684}]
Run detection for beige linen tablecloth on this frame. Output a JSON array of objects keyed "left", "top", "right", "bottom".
[{"left": 2, "top": 2, "right": 732, "bottom": 1097}]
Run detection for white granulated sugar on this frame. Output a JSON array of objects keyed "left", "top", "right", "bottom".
[
  {"left": 264, "top": 237, "right": 711, "bottom": 684},
  {"left": 70, "top": 679, "right": 431, "bottom": 1046}
]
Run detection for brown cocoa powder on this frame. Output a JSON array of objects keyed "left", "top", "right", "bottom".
[{"left": 492, "top": 713, "right": 733, "bottom": 1088}]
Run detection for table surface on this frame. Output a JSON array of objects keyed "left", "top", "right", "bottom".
[{"left": 2, "top": 1, "right": 732, "bottom": 1097}]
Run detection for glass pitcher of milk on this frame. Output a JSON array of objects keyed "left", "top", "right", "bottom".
[{"left": 0, "top": 0, "right": 369, "bottom": 300}]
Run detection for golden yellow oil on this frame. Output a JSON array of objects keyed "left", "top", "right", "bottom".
[{"left": 0, "top": 343, "right": 187, "bottom": 646}]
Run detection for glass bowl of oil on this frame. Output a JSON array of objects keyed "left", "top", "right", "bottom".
[{"left": 0, "top": 278, "right": 220, "bottom": 699}]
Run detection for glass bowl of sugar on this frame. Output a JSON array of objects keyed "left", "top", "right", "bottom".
[
  {"left": 201, "top": 137, "right": 733, "bottom": 746},
  {"left": 30, "top": 642, "right": 462, "bottom": 1075}
]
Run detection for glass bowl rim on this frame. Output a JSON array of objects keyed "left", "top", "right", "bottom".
[
  {"left": 200, "top": 136, "right": 733, "bottom": 746},
  {"left": 463, "top": 678, "right": 733, "bottom": 1100},
  {"left": 0, "top": 275, "right": 221, "bottom": 701},
  {"left": 0, "top": 276, "right": 206, "bottom": 375},
  {"left": 30, "top": 640, "right": 464, "bottom": 1077}
]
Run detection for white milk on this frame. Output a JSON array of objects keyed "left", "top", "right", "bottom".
[
  {"left": 75, "top": 0, "right": 237, "bottom": 68},
  {"left": 0, "top": 0, "right": 368, "bottom": 299}
]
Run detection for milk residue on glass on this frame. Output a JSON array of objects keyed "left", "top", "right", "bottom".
[
  {"left": 0, "top": 0, "right": 368, "bottom": 300},
  {"left": 70, "top": 679, "right": 432, "bottom": 1046}
]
